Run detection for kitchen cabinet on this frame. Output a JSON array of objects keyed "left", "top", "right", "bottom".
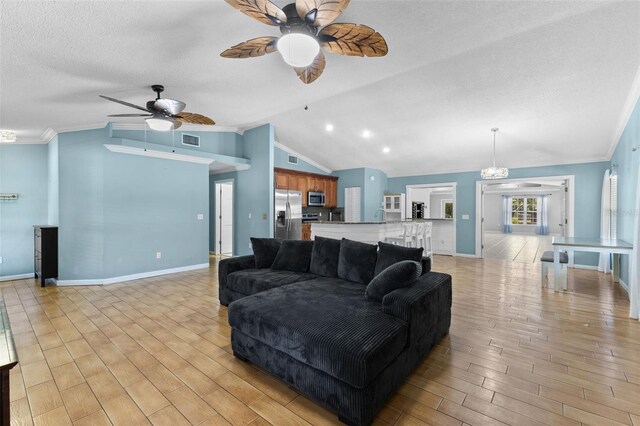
[
  {"left": 274, "top": 168, "right": 338, "bottom": 208},
  {"left": 384, "top": 194, "right": 406, "bottom": 221},
  {"left": 301, "top": 223, "right": 312, "bottom": 241}
]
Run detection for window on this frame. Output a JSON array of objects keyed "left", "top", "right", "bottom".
[
  {"left": 511, "top": 197, "right": 537, "bottom": 225},
  {"left": 441, "top": 199, "right": 454, "bottom": 219}
]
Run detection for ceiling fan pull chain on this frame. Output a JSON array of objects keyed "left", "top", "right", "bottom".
[
  {"left": 172, "top": 127, "right": 176, "bottom": 153},
  {"left": 144, "top": 123, "right": 147, "bottom": 152}
]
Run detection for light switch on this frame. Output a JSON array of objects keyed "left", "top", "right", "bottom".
[
  {"left": 0, "top": 256, "right": 3, "bottom": 264},
  {"left": 262, "top": 213, "right": 267, "bottom": 220},
  {"left": 197, "top": 213, "right": 204, "bottom": 220},
  {"left": 248, "top": 213, "right": 252, "bottom": 219},
  {"left": 462, "top": 214, "right": 470, "bottom": 220}
]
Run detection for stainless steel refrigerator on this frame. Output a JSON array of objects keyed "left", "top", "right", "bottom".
[{"left": 275, "top": 189, "right": 302, "bottom": 240}]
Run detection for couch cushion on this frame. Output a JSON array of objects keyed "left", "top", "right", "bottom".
[
  {"left": 375, "top": 242, "right": 423, "bottom": 276},
  {"left": 309, "top": 236, "right": 341, "bottom": 278},
  {"left": 226, "top": 269, "right": 316, "bottom": 296},
  {"left": 271, "top": 240, "right": 314, "bottom": 272},
  {"left": 366, "top": 260, "right": 422, "bottom": 302},
  {"left": 251, "top": 238, "right": 282, "bottom": 269},
  {"left": 228, "top": 278, "right": 408, "bottom": 388},
  {"left": 337, "top": 238, "right": 378, "bottom": 284}
]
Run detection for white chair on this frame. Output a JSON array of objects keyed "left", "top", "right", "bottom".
[
  {"left": 413, "top": 223, "right": 425, "bottom": 249},
  {"left": 386, "top": 224, "right": 412, "bottom": 247},
  {"left": 423, "top": 222, "right": 433, "bottom": 260},
  {"left": 540, "top": 250, "right": 568, "bottom": 290}
]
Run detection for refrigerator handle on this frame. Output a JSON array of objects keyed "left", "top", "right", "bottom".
[{"left": 286, "top": 201, "right": 291, "bottom": 234}]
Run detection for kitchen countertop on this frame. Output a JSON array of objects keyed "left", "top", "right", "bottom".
[{"left": 313, "top": 219, "right": 453, "bottom": 225}]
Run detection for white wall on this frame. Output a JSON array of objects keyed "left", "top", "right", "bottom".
[
  {"left": 483, "top": 191, "right": 563, "bottom": 234},
  {"left": 430, "top": 193, "right": 454, "bottom": 218}
]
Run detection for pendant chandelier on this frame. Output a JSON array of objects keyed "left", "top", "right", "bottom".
[{"left": 481, "top": 128, "right": 508, "bottom": 179}]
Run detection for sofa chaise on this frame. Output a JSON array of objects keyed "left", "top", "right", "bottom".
[{"left": 218, "top": 237, "right": 452, "bottom": 425}]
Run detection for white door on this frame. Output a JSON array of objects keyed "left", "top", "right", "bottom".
[{"left": 215, "top": 182, "right": 233, "bottom": 255}]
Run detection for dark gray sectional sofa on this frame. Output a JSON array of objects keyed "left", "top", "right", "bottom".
[{"left": 218, "top": 237, "right": 452, "bottom": 425}]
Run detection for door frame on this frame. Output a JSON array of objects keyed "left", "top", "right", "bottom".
[
  {"left": 214, "top": 179, "right": 234, "bottom": 256},
  {"left": 475, "top": 175, "right": 575, "bottom": 264},
  {"left": 405, "top": 182, "right": 457, "bottom": 255}
]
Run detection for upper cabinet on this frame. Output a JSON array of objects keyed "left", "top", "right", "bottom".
[{"left": 274, "top": 168, "right": 339, "bottom": 208}]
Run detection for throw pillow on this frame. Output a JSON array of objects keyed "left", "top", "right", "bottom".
[
  {"left": 250, "top": 237, "right": 281, "bottom": 269},
  {"left": 365, "top": 260, "right": 422, "bottom": 302},
  {"left": 374, "top": 241, "right": 423, "bottom": 276},
  {"left": 309, "top": 236, "right": 341, "bottom": 278},
  {"left": 337, "top": 238, "right": 378, "bottom": 284},
  {"left": 271, "top": 240, "right": 314, "bottom": 273}
]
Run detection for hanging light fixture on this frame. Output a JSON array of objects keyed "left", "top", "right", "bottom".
[
  {"left": 277, "top": 32, "right": 320, "bottom": 67},
  {"left": 481, "top": 128, "right": 508, "bottom": 179}
]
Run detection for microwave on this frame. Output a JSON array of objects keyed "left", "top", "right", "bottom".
[{"left": 308, "top": 191, "right": 325, "bottom": 207}]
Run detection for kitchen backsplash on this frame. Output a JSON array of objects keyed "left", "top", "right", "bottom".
[{"left": 303, "top": 206, "right": 344, "bottom": 221}]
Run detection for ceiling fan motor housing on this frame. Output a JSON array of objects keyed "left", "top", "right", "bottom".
[{"left": 279, "top": 3, "right": 318, "bottom": 37}]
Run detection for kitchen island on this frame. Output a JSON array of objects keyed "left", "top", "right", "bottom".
[{"left": 311, "top": 219, "right": 455, "bottom": 255}]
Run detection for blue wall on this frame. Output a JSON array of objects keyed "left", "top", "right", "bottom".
[
  {"left": 55, "top": 125, "right": 210, "bottom": 281},
  {"left": 610, "top": 97, "right": 640, "bottom": 284},
  {"left": 388, "top": 162, "right": 609, "bottom": 265},
  {"left": 210, "top": 124, "right": 275, "bottom": 256},
  {"left": 332, "top": 167, "right": 388, "bottom": 222},
  {"left": 0, "top": 144, "right": 48, "bottom": 278},
  {"left": 274, "top": 147, "right": 329, "bottom": 175},
  {"left": 47, "top": 136, "right": 59, "bottom": 225}
]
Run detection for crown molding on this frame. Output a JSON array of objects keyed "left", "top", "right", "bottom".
[
  {"left": 274, "top": 141, "right": 333, "bottom": 174},
  {"left": 607, "top": 65, "right": 640, "bottom": 160},
  {"left": 111, "top": 122, "right": 242, "bottom": 134}
]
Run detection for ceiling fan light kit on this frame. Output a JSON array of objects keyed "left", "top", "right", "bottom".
[
  {"left": 99, "top": 85, "right": 215, "bottom": 132},
  {"left": 221, "top": 0, "right": 388, "bottom": 84},
  {"left": 481, "top": 128, "right": 509, "bottom": 179}
]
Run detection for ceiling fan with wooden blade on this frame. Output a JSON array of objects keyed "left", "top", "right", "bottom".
[
  {"left": 99, "top": 85, "right": 215, "bottom": 130},
  {"left": 221, "top": 0, "right": 388, "bottom": 84}
]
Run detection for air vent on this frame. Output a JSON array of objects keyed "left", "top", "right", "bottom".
[
  {"left": 182, "top": 134, "right": 200, "bottom": 147},
  {"left": 288, "top": 155, "right": 298, "bottom": 165}
]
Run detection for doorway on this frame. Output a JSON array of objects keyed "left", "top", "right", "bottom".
[
  {"left": 405, "top": 183, "right": 457, "bottom": 255},
  {"left": 475, "top": 176, "right": 574, "bottom": 264},
  {"left": 215, "top": 180, "right": 234, "bottom": 256}
]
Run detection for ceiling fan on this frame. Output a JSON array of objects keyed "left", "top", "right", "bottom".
[
  {"left": 221, "top": 0, "right": 388, "bottom": 84},
  {"left": 99, "top": 85, "right": 215, "bottom": 131}
]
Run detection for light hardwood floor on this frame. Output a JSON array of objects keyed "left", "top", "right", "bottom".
[
  {"left": 3, "top": 255, "right": 639, "bottom": 426},
  {"left": 482, "top": 232, "right": 555, "bottom": 263}
]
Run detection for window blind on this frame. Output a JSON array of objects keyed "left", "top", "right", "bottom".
[{"left": 344, "top": 187, "right": 362, "bottom": 222}]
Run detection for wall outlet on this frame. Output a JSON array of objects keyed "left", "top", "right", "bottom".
[
  {"left": 197, "top": 213, "right": 204, "bottom": 220},
  {"left": 462, "top": 214, "right": 470, "bottom": 220},
  {"left": 262, "top": 213, "right": 267, "bottom": 220},
  {"left": 156, "top": 252, "right": 162, "bottom": 259}
]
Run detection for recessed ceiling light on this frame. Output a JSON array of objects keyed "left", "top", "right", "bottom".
[
  {"left": 362, "top": 130, "right": 372, "bottom": 138},
  {"left": 0, "top": 130, "right": 16, "bottom": 143},
  {"left": 325, "top": 123, "right": 334, "bottom": 132},
  {"left": 382, "top": 147, "right": 390, "bottom": 154}
]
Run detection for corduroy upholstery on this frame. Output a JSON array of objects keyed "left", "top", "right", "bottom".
[
  {"left": 229, "top": 272, "right": 452, "bottom": 425},
  {"left": 365, "top": 260, "right": 422, "bottom": 302},
  {"left": 226, "top": 269, "right": 316, "bottom": 299},
  {"left": 228, "top": 278, "right": 409, "bottom": 388}
]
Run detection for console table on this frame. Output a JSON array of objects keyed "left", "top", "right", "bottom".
[
  {"left": 551, "top": 236, "right": 633, "bottom": 291},
  {"left": 0, "top": 298, "right": 18, "bottom": 425}
]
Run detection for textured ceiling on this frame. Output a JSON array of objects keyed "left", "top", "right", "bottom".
[{"left": 1, "top": 1, "right": 639, "bottom": 176}]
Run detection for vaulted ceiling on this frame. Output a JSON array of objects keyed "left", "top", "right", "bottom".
[{"left": 1, "top": 1, "right": 639, "bottom": 176}]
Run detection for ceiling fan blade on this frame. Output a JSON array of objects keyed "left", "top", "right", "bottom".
[
  {"left": 221, "top": 37, "right": 278, "bottom": 58},
  {"left": 98, "top": 95, "right": 150, "bottom": 112},
  {"left": 295, "top": 0, "right": 350, "bottom": 28},
  {"left": 175, "top": 112, "right": 216, "bottom": 126},
  {"left": 225, "top": 0, "right": 287, "bottom": 26},
  {"left": 154, "top": 99, "right": 186, "bottom": 115},
  {"left": 294, "top": 51, "right": 326, "bottom": 84},
  {"left": 319, "top": 23, "right": 388, "bottom": 57},
  {"left": 107, "top": 114, "right": 153, "bottom": 117}
]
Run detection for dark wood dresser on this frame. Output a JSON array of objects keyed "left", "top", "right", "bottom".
[{"left": 34, "top": 226, "right": 58, "bottom": 287}]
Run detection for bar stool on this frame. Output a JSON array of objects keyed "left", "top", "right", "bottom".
[
  {"left": 540, "top": 250, "right": 568, "bottom": 290},
  {"left": 423, "top": 222, "right": 433, "bottom": 260},
  {"left": 413, "top": 223, "right": 425, "bottom": 248},
  {"left": 385, "top": 224, "right": 411, "bottom": 247}
]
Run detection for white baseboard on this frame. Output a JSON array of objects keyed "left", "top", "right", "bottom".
[
  {"left": 0, "top": 273, "right": 35, "bottom": 282},
  {"left": 618, "top": 278, "right": 629, "bottom": 293},
  {"left": 455, "top": 253, "right": 477, "bottom": 258},
  {"left": 56, "top": 263, "right": 210, "bottom": 286},
  {"left": 572, "top": 264, "right": 599, "bottom": 270}
]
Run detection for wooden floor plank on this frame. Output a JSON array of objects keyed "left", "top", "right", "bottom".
[{"left": 2, "top": 255, "right": 638, "bottom": 425}]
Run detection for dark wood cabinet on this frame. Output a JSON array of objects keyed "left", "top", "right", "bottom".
[
  {"left": 301, "top": 224, "right": 312, "bottom": 241},
  {"left": 34, "top": 226, "right": 58, "bottom": 287},
  {"left": 274, "top": 168, "right": 339, "bottom": 208}
]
